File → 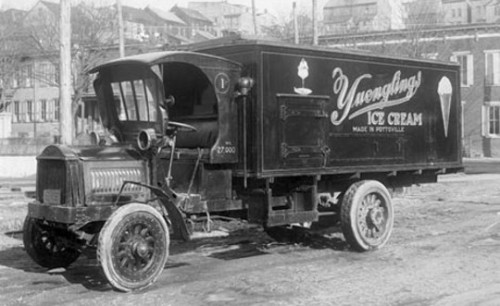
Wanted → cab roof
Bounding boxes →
[89,51,241,74]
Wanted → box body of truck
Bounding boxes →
[197,39,462,178]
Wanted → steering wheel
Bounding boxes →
[166,121,197,134]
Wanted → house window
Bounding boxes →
[483,102,500,137]
[12,73,18,88]
[495,6,500,16]
[485,50,500,86]
[19,64,33,88]
[451,52,473,87]
[13,101,20,123]
[54,98,60,121]
[26,100,33,122]
[4,100,12,113]
[39,62,57,87]
[40,99,47,121]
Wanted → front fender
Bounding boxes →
[118,181,191,241]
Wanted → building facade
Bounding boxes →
[435,0,500,25]
[170,5,215,39]
[323,0,404,34]
[188,1,278,36]
[442,0,471,25]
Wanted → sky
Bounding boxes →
[0,0,331,20]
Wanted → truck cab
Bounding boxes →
[24,51,246,292]
[92,51,241,163]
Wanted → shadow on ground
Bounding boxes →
[0,222,349,292]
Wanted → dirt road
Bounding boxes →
[1,174,500,305]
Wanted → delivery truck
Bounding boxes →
[23,37,462,291]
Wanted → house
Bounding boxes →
[405,0,500,26]
[22,0,59,25]
[320,23,500,157]
[441,0,471,25]
[188,1,245,26]
[484,0,500,22]
[187,1,278,36]
[323,0,403,34]
[170,5,215,39]
[121,5,158,42]
[144,6,189,43]
[0,8,25,29]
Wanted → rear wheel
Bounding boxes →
[340,180,394,251]
[23,216,81,268]
[98,203,169,292]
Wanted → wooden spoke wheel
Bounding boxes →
[98,204,169,292]
[340,180,394,251]
[23,216,81,268]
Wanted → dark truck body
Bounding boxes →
[23,37,463,292]
[197,39,462,178]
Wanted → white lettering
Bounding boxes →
[331,68,422,126]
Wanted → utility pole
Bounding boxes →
[293,2,299,44]
[117,0,125,57]
[251,0,258,35]
[59,0,72,145]
[312,0,318,45]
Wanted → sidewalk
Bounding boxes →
[0,156,498,196]
[463,157,500,174]
[0,175,36,201]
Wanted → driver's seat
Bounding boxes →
[174,119,218,149]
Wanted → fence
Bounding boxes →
[0,137,54,156]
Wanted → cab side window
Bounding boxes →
[164,63,217,120]
[163,62,218,148]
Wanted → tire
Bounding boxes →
[340,180,394,252]
[23,216,81,268]
[98,204,169,292]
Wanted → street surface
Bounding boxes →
[1,173,500,305]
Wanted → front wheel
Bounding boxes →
[98,204,169,292]
[340,180,394,252]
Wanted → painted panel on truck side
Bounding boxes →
[261,51,460,172]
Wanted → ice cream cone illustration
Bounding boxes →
[294,58,312,95]
[438,77,452,137]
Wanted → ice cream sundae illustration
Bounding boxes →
[438,76,453,138]
[294,58,312,95]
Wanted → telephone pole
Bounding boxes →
[251,0,258,35]
[312,0,318,45]
[59,0,72,145]
[293,2,299,44]
[117,0,125,57]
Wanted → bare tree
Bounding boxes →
[261,7,315,42]
[24,2,118,135]
[0,28,31,112]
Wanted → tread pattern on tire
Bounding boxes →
[340,180,393,252]
[97,203,169,292]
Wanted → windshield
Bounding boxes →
[110,78,158,122]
